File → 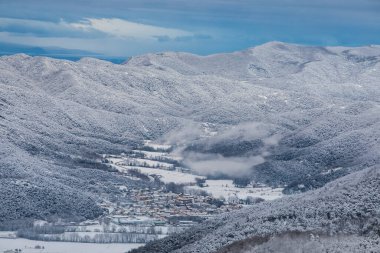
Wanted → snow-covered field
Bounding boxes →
[109,157,174,170]
[0,231,16,238]
[115,165,202,184]
[132,158,173,169]
[132,150,168,158]
[187,180,283,201]
[0,238,143,253]
[117,165,284,201]
[143,140,171,151]
[111,141,283,199]
[132,150,182,162]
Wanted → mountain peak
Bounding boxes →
[251,41,296,51]
[1,53,31,61]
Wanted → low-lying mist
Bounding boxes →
[183,153,265,178]
[160,121,282,178]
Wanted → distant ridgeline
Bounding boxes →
[0,42,128,64]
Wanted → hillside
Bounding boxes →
[131,165,380,253]
[0,42,379,227]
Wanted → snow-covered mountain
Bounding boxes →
[0,42,379,232]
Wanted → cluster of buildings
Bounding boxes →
[99,143,261,230]
[104,187,242,227]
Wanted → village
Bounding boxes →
[103,186,244,228]
[98,140,283,231]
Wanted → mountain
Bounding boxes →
[0,42,379,230]
[0,42,126,63]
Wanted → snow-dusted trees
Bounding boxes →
[131,166,380,253]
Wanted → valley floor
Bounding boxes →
[0,238,143,253]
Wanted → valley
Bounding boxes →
[5,140,283,252]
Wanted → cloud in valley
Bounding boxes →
[184,153,266,177]
[163,121,282,177]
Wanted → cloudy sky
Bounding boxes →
[0,0,379,60]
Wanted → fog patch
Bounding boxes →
[160,121,282,177]
[182,133,278,177]
[184,153,265,177]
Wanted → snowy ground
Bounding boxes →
[110,141,284,200]
[132,150,182,162]
[115,165,203,184]
[132,158,173,169]
[0,238,143,253]
[71,223,173,235]
[109,157,174,170]
[0,231,16,238]
[132,150,168,158]
[186,180,283,201]
[113,161,283,201]
[143,140,171,151]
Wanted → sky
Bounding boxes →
[0,0,379,61]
